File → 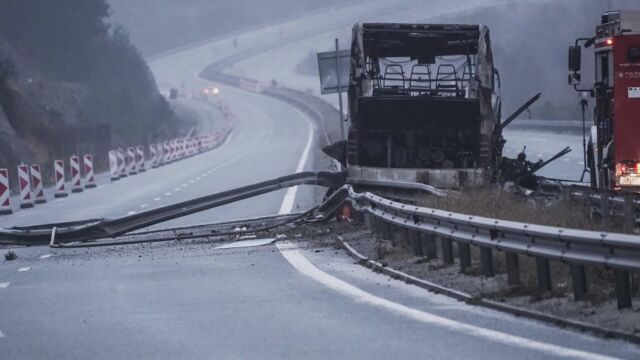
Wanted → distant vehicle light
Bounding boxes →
[212,87,220,95]
[203,88,210,94]
[606,38,614,46]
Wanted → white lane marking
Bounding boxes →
[207,171,213,174]
[0,282,10,288]
[165,192,172,196]
[196,176,201,180]
[153,197,162,201]
[140,204,149,208]
[276,244,616,360]
[189,180,195,184]
[181,184,188,187]
[0,329,4,338]
[278,111,314,215]
[127,211,137,216]
[214,238,276,249]
[39,254,53,259]
[174,188,181,192]
[17,267,31,272]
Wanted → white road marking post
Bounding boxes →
[126,147,137,176]
[0,168,13,215]
[109,150,120,181]
[136,145,146,173]
[163,142,171,164]
[117,148,127,178]
[54,160,68,198]
[83,154,97,188]
[30,164,46,204]
[149,144,158,168]
[17,267,31,272]
[69,155,83,193]
[17,164,34,208]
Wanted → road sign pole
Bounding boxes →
[335,38,345,141]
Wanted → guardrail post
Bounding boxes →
[601,192,610,230]
[409,230,423,257]
[441,238,454,265]
[583,188,591,213]
[480,248,494,277]
[421,233,437,260]
[506,253,520,286]
[615,270,632,309]
[536,258,552,292]
[570,265,587,301]
[371,216,384,238]
[364,213,373,230]
[459,243,471,272]
[623,194,634,233]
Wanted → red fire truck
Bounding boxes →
[569,10,640,190]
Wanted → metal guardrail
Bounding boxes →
[343,186,640,309]
[0,171,345,246]
[565,185,639,231]
[3,171,639,308]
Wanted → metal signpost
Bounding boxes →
[317,40,350,140]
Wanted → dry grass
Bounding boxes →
[418,186,604,232]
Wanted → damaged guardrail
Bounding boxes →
[344,187,640,309]
[2,170,639,310]
[0,171,345,246]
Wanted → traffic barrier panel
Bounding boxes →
[0,169,12,215]
[149,144,158,168]
[30,164,46,204]
[136,146,146,172]
[109,150,119,181]
[18,164,34,208]
[170,141,177,161]
[83,154,97,188]
[117,148,127,177]
[157,142,164,166]
[127,147,137,175]
[163,142,171,163]
[54,160,68,198]
[70,155,83,193]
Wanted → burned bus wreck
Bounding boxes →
[345,23,502,189]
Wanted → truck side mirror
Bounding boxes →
[569,45,582,72]
[568,45,582,85]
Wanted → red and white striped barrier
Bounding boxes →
[18,164,34,208]
[83,154,96,188]
[70,155,83,193]
[109,150,119,181]
[163,142,171,164]
[149,144,158,168]
[0,169,12,215]
[157,142,164,166]
[30,164,46,204]
[169,141,176,162]
[126,147,137,176]
[54,160,68,198]
[117,148,127,178]
[136,146,145,173]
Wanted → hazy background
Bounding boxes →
[108,0,353,57]
[108,0,637,120]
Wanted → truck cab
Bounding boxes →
[569,11,640,190]
[346,23,502,189]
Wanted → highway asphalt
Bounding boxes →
[0,1,629,358]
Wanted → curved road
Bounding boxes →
[0,1,636,359]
